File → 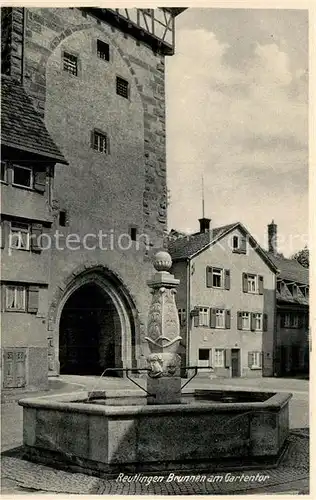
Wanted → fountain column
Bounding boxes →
[145,251,182,404]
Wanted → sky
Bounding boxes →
[165,8,308,257]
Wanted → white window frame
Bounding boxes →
[242,312,250,330]
[250,351,262,369]
[5,285,27,312]
[254,313,263,331]
[212,268,223,288]
[198,307,209,327]
[178,308,186,327]
[9,222,31,251]
[215,309,225,329]
[12,164,33,189]
[214,348,225,367]
[247,274,258,293]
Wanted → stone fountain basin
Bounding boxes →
[19,389,291,476]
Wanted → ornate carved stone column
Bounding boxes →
[145,251,182,404]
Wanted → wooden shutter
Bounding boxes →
[224,349,231,368]
[15,351,26,387]
[193,312,199,327]
[248,352,253,368]
[3,350,15,388]
[250,313,256,331]
[0,220,10,249]
[31,223,43,252]
[34,170,46,193]
[260,352,264,369]
[237,311,243,330]
[263,313,268,332]
[258,275,264,295]
[225,310,231,329]
[210,308,216,328]
[224,269,230,290]
[27,286,39,313]
[240,235,247,254]
[206,266,212,288]
[242,273,248,292]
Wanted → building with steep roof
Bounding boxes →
[168,218,278,378]
[266,222,309,376]
[1,75,68,391]
[1,7,185,392]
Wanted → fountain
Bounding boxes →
[19,252,292,476]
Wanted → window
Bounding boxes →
[253,313,262,331]
[214,349,225,367]
[10,222,30,250]
[248,351,262,369]
[12,165,33,188]
[242,312,250,330]
[206,267,230,290]
[232,236,239,250]
[63,52,78,76]
[59,210,67,227]
[283,313,299,328]
[1,161,7,182]
[243,273,264,294]
[5,285,26,311]
[92,130,108,153]
[130,227,137,241]
[178,308,186,327]
[199,349,210,361]
[247,274,257,293]
[97,40,110,61]
[215,309,225,328]
[232,234,247,254]
[198,307,209,327]
[212,268,222,288]
[116,76,129,99]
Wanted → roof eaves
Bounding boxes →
[189,222,239,260]
[1,140,69,165]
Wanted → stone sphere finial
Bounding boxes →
[153,251,172,272]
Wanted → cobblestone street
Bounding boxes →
[1,376,309,495]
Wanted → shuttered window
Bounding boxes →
[206,267,230,290]
[242,273,264,294]
[248,351,262,369]
[4,285,39,314]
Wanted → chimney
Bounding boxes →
[268,220,277,255]
[199,217,211,234]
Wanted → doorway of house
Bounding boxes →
[59,283,120,375]
[231,349,241,377]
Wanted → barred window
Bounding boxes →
[63,52,78,76]
[92,130,108,153]
[116,76,129,99]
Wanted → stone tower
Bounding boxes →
[1,7,185,386]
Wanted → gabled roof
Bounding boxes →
[1,75,68,164]
[168,222,278,273]
[267,252,309,286]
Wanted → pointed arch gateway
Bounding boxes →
[55,269,137,376]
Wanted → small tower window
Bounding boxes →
[116,77,129,99]
[97,40,110,61]
[59,210,67,227]
[130,227,137,241]
[63,52,78,76]
[91,130,108,154]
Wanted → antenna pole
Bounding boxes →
[202,175,205,218]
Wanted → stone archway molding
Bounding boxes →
[48,263,142,375]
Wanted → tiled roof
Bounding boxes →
[267,253,309,285]
[1,76,67,164]
[168,223,238,260]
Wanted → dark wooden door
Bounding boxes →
[231,349,240,377]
